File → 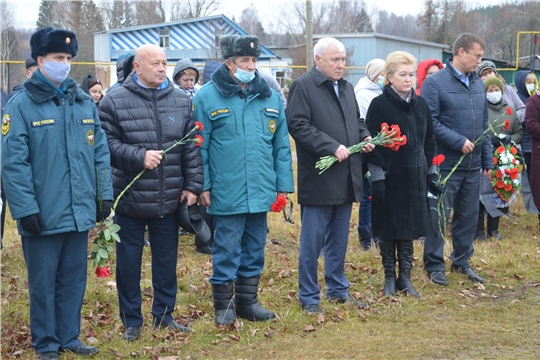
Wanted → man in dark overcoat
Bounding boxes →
[286,37,374,314]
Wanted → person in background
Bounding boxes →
[258,69,287,109]
[2,26,112,360]
[415,59,443,96]
[202,60,221,84]
[515,70,539,220]
[366,51,436,298]
[194,35,294,326]
[0,87,7,249]
[524,79,540,232]
[173,58,200,99]
[353,58,385,250]
[80,75,103,108]
[476,60,525,123]
[287,37,374,315]
[99,44,203,341]
[9,57,39,100]
[476,77,523,240]
[108,53,133,91]
[421,33,491,286]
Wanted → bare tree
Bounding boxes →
[170,0,221,20]
[134,0,165,26]
[103,0,136,29]
[238,3,266,39]
[417,0,439,42]
[0,0,17,90]
[322,0,373,34]
[279,2,332,45]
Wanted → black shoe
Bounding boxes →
[475,232,487,241]
[39,352,59,360]
[451,265,484,283]
[122,326,141,341]
[302,304,325,314]
[195,245,212,254]
[155,320,191,333]
[329,294,368,308]
[487,231,504,240]
[427,270,449,286]
[61,345,99,356]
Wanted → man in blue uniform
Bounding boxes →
[1,27,113,360]
[194,35,294,326]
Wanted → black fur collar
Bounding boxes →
[23,73,90,104]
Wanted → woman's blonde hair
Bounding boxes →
[383,51,417,86]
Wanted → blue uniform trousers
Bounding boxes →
[424,169,480,272]
[298,204,352,306]
[22,231,88,354]
[209,213,267,285]
[115,213,179,327]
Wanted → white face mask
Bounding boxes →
[526,83,535,92]
[486,91,502,104]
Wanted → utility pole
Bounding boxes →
[306,0,313,70]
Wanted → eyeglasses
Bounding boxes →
[464,49,483,61]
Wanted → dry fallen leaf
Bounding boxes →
[304,324,316,332]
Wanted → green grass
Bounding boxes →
[2,194,540,359]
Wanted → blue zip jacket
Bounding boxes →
[421,59,493,171]
[1,70,113,236]
[193,64,294,215]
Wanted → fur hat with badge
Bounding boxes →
[30,26,78,60]
[220,35,261,59]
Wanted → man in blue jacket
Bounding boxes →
[194,35,294,326]
[1,27,113,360]
[421,33,493,286]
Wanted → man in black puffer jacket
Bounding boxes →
[99,44,203,341]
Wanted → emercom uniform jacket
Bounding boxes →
[1,70,113,236]
[192,64,294,215]
[99,73,203,219]
[286,67,371,206]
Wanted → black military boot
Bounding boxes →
[378,238,396,296]
[487,215,503,240]
[475,206,486,240]
[396,240,421,298]
[212,283,236,326]
[235,276,275,321]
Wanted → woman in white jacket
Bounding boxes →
[353,58,385,250]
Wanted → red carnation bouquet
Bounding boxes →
[315,123,407,174]
[491,144,523,202]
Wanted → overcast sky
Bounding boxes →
[11,0,518,31]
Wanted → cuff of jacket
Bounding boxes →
[367,163,385,181]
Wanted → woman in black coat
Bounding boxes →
[366,51,437,298]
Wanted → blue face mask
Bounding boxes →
[234,66,256,84]
[43,60,71,84]
[377,76,384,89]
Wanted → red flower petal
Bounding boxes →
[194,121,204,131]
[194,134,204,147]
[95,266,111,278]
[506,107,512,116]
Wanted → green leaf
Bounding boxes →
[106,245,113,253]
[104,229,111,241]
[108,224,121,232]
[111,232,121,242]
[98,248,109,259]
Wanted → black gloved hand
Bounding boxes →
[96,200,113,222]
[20,213,45,235]
[491,137,501,148]
[371,181,385,203]
[501,135,512,145]
[426,174,442,195]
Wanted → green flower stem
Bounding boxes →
[112,125,200,210]
[315,131,399,174]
